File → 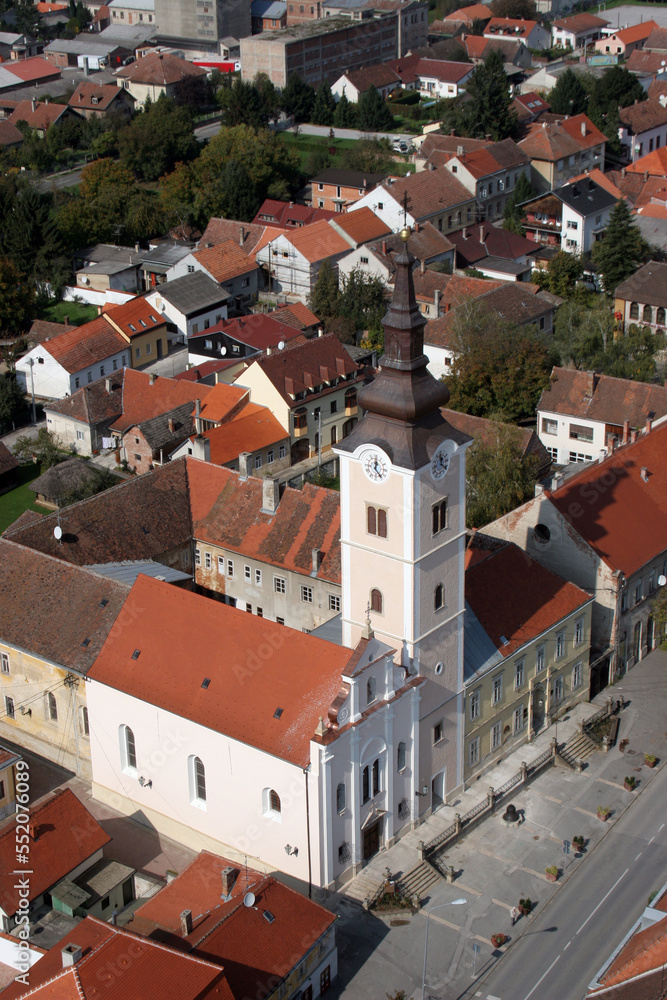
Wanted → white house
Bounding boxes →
[483,17,551,49]
[338,245,393,286]
[414,58,474,98]
[551,12,609,50]
[162,239,261,312]
[557,177,617,254]
[146,271,229,342]
[618,98,667,164]
[15,318,129,400]
[255,220,351,301]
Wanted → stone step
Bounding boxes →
[561,732,599,763]
[398,862,441,901]
[341,871,384,904]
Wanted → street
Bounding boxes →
[194,119,416,145]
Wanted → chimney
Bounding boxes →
[180,910,193,935]
[622,419,629,444]
[31,97,36,112]
[262,476,280,514]
[552,472,563,491]
[135,243,140,252]
[317,326,324,337]
[584,372,597,398]
[382,240,387,255]
[149,372,156,385]
[646,417,653,434]
[105,377,112,393]
[462,226,467,239]
[195,399,201,418]
[450,128,455,136]
[621,167,626,178]
[420,260,425,275]
[221,867,238,899]
[239,227,245,246]
[581,121,586,136]
[239,452,252,479]
[415,221,420,232]
[61,945,82,968]
[630,429,638,443]
[311,548,322,575]
[645,170,649,182]
[192,434,210,462]
[434,288,441,314]
[168,418,175,433]
[479,224,484,242]
[63,315,69,326]
[641,466,649,482]
[28,821,38,841]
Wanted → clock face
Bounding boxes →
[363,451,389,483]
[430,445,450,481]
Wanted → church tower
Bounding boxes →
[334,230,471,803]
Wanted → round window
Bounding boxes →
[434,662,444,676]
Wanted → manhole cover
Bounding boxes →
[390,919,410,927]
[533,836,540,840]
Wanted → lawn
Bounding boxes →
[41,301,98,327]
[0,464,50,534]
[590,0,667,9]
[279,131,359,170]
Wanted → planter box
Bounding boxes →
[597,811,609,821]
[545,872,558,882]
[645,759,656,768]
[624,781,636,791]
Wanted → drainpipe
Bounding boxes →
[304,765,312,899]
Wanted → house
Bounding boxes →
[331,64,402,102]
[106,369,214,442]
[414,131,492,171]
[518,114,607,193]
[146,271,230,342]
[188,313,302,368]
[0,789,111,932]
[107,0,156,26]
[200,217,267,253]
[537,367,667,465]
[0,443,18,495]
[128,851,336,1000]
[310,169,384,212]
[0,745,21,823]
[523,176,617,254]
[328,207,391,248]
[0,119,22,150]
[614,260,667,333]
[443,408,551,475]
[0,32,43,61]
[67,80,135,119]
[138,241,193,290]
[338,221,455,285]
[164,239,261,311]
[483,17,550,49]
[174,359,240,385]
[551,12,608,50]
[122,400,196,471]
[618,98,667,163]
[44,36,129,69]
[412,57,474,98]
[9,98,82,136]
[255,219,351,300]
[0,55,59,90]
[50,856,135,923]
[594,19,658,58]
[251,0,287,31]
[460,33,532,68]
[29,457,118,507]
[237,331,363,462]
[253,201,336,229]
[271,300,321,334]
[189,463,338,623]
[463,537,592,781]
[0,540,130,774]
[15,317,129,400]
[511,91,551,124]
[349,167,477,235]
[104,296,169,366]
[442,138,531,222]
[115,51,207,101]
[73,243,140,294]
[172,404,290,477]
[447,222,538,280]
[429,2,492,35]
[482,419,667,686]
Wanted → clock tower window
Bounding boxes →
[432,499,449,535]
[367,506,387,538]
[434,584,445,611]
[370,588,383,614]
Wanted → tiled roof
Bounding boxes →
[568,167,622,201]
[192,239,258,283]
[415,57,472,83]
[153,270,229,314]
[40,315,127,374]
[116,51,207,85]
[465,539,591,657]
[190,402,288,465]
[0,915,231,1000]
[519,114,606,160]
[89,574,352,766]
[0,745,20,770]
[613,19,658,44]
[109,369,215,434]
[28,319,75,343]
[330,207,391,245]
[247,330,360,406]
[3,459,192,566]
[272,301,320,329]
[614,260,667,306]
[199,218,267,253]
[3,509,42,533]
[549,421,667,576]
[45,370,125,426]
[0,119,23,146]
[174,359,243,381]
[30,457,111,502]
[476,283,553,324]
[512,91,550,120]
[284,218,350,263]
[452,2,492,20]
[443,408,550,468]
[552,12,608,31]
[411,269,503,305]
[619,97,667,134]
[191,314,302,352]
[9,99,69,131]
[343,63,401,91]
[133,401,195,453]
[5,57,59,83]
[377,168,474,221]
[448,223,536,264]
[539,367,667,428]
[68,81,132,111]
[485,16,538,34]
[418,132,491,161]
[0,538,130,672]
[196,382,248,424]
[104,297,164,339]
[0,442,18,477]
[190,460,340,582]
[0,789,110,916]
[626,48,667,74]
[645,25,667,50]
[596,915,667,989]
[253,199,338,229]
[626,146,667,176]
[310,168,384,188]
[368,221,454,273]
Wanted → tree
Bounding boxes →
[340,137,393,174]
[338,268,387,346]
[466,425,542,528]
[118,97,199,181]
[13,0,44,35]
[459,51,517,141]
[537,250,584,297]
[218,77,270,129]
[254,73,280,123]
[356,86,394,133]
[502,172,535,235]
[490,0,535,17]
[333,91,358,128]
[548,69,588,117]
[0,257,34,336]
[650,586,667,651]
[79,158,134,201]
[58,464,119,507]
[281,73,315,123]
[0,374,28,431]
[311,81,336,126]
[13,427,64,469]
[172,74,212,110]
[309,259,340,321]
[1,185,66,283]
[588,66,645,155]
[592,199,651,294]
[444,300,553,422]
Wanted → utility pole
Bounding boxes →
[28,357,36,424]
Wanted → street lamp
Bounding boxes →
[312,407,322,468]
[422,898,467,1000]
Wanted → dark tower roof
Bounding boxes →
[336,235,470,470]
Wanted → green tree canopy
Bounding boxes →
[311,81,336,126]
[13,427,64,469]
[592,199,651,294]
[537,250,584,297]
[218,77,270,129]
[502,172,535,235]
[333,91,358,128]
[548,69,588,117]
[309,258,340,322]
[281,73,315,123]
[0,257,34,336]
[118,96,199,181]
[466,424,542,528]
[459,50,517,141]
[356,86,394,132]
[0,374,28,431]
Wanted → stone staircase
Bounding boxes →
[397,861,441,902]
[341,868,385,905]
[558,730,599,768]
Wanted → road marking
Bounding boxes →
[649,836,655,845]
[564,941,571,951]
[659,823,665,832]
[523,955,560,1000]
[577,869,629,936]
[635,852,642,861]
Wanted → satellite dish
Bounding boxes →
[659,575,667,587]
[220,346,227,355]
[53,525,62,541]
[278,340,285,350]
[243,892,255,908]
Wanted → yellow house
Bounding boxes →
[0,745,21,822]
[0,540,130,778]
[103,297,169,368]
[463,538,593,782]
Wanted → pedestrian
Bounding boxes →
[511,906,518,926]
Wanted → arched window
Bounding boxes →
[377,508,387,538]
[189,755,206,805]
[336,782,346,813]
[434,584,444,611]
[270,789,281,813]
[629,302,639,320]
[371,588,383,614]
[119,724,136,772]
[263,787,281,820]
[643,304,653,323]
[361,759,380,803]
[367,505,376,535]
[367,677,376,704]
[658,307,666,325]
[46,691,58,721]
[397,741,406,772]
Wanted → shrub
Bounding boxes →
[491,933,507,948]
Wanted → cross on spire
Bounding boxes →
[401,190,410,230]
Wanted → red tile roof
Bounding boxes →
[272,301,320,330]
[89,574,352,765]
[0,442,18,477]
[285,218,350,263]
[10,99,71,131]
[449,223,536,264]
[519,114,606,160]
[466,540,591,656]
[626,145,667,176]
[595,917,667,989]
[193,314,303,352]
[116,51,207,85]
[68,81,133,112]
[1,915,232,1000]
[0,119,23,147]
[485,16,539,34]
[196,382,248,424]
[200,218,267,253]
[174,359,241,381]
[415,57,473,83]
[39,315,128,374]
[452,2,492,20]
[552,12,608,31]
[330,207,391,245]
[0,745,20,770]
[0,789,110,916]
[246,331,360,407]
[104,297,165,340]
[192,239,258,283]
[374,167,475,222]
[253,200,338,229]
[548,420,667,576]
[538,368,667,429]
[442,408,550,469]
[6,57,60,83]
[619,97,667,134]
[612,19,658,44]
[568,167,622,200]
[109,369,215,434]
[198,402,288,465]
